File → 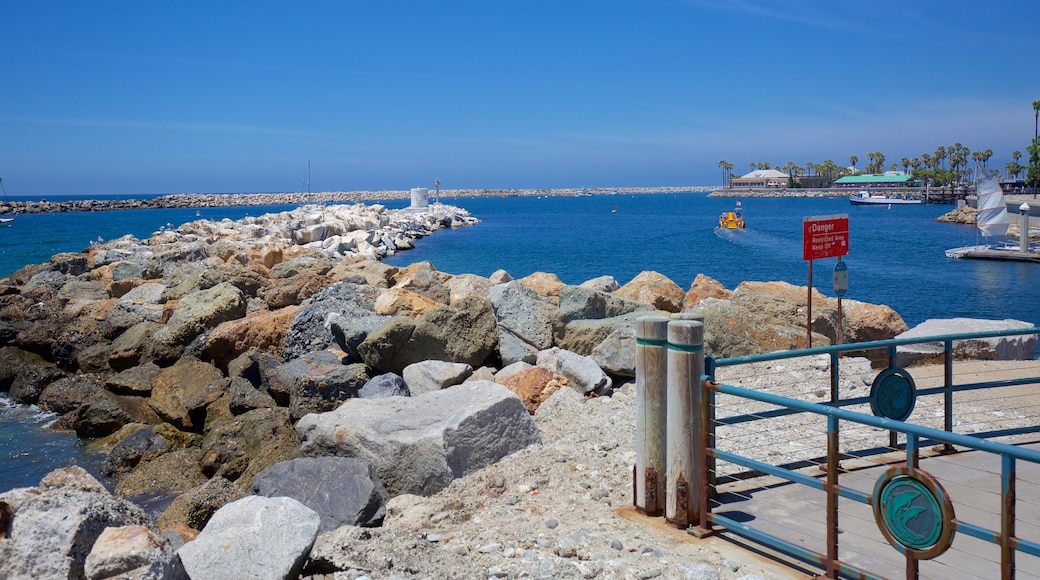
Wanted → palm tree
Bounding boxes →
[901,157,910,174]
[1034,100,1040,142]
[718,160,734,187]
[849,155,858,172]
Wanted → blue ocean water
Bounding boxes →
[2,191,1038,493]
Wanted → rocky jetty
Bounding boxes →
[0,186,713,216]
[0,201,911,578]
[936,205,977,224]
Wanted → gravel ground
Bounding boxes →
[299,356,1040,580]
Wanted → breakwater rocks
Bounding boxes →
[0,201,909,578]
[0,186,715,215]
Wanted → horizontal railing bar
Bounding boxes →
[708,513,885,580]
[713,327,1040,367]
[713,449,872,504]
[706,379,1040,466]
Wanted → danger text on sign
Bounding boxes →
[802,214,849,261]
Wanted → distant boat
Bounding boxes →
[945,169,1039,260]
[849,189,922,205]
[611,204,617,213]
[718,201,745,229]
[0,177,13,225]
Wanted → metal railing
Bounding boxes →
[701,328,1040,579]
[633,319,1040,579]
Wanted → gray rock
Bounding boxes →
[101,427,171,477]
[228,376,277,414]
[281,284,385,361]
[683,562,721,580]
[358,297,499,374]
[177,496,319,580]
[402,360,473,395]
[57,279,109,302]
[226,350,283,390]
[296,380,541,496]
[144,241,208,279]
[37,373,106,415]
[359,373,410,398]
[896,318,1038,365]
[495,361,534,382]
[50,252,90,276]
[497,329,539,366]
[489,281,555,351]
[536,347,611,395]
[0,347,67,404]
[579,275,620,293]
[73,389,161,438]
[105,361,162,396]
[251,457,389,533]
[0,467,151,580]
[590,324,638,378]
[84,524,188,580]
[557,284,651,323]
[108,321,164,370]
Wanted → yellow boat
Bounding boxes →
[718,202,745,229]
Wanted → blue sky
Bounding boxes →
[1,1,1038,196]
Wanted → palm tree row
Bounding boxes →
[721,100,1040,189]
[721,144,1009,188]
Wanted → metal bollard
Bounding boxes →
[665,319,704,529]
[634,315,669,516]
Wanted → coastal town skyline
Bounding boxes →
[1,1,1038,197]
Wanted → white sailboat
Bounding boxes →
[0,178,13,224]
[945,168,1023,259]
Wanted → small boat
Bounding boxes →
[718,201,745,229]
[849,189,922,205]
[611,204,617,213]
[0,178,13,225]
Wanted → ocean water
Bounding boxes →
[2,191,1039,493]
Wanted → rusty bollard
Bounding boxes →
[665,319,704,529]
[634,315,669,516]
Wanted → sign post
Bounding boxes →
[802,215,849,346]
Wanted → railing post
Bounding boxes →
[634,315,670,516]
[666,319,704,529]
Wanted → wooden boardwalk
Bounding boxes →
[626,436,1040,579]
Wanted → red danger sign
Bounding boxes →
[803,214,849,260]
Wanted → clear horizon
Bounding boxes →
[1,1,1038,197]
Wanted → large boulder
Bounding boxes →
[896,318,1038,365]
[445,273,494,304]
[613,270,685,313]
[296,381,541,497]
[177,496,319,580]
[536,347,611,395]
[0,346,67,404]
[280,282,384,361]
[84,525,187,580]
[357,297,499,375]
[197,407,301,486]
[251,457,389,533]
[73,389,163,438]
[556,285,651,323]
[389,261,450,304]
[148,282,247,362]
[489,281,555,365]
[682,274,732,310]
[0,467,152,580]
[401,360,473,396]
[148,358,225,432]
[205,305,301,371]
[498,366,568,414]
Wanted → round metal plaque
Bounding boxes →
[872,467,955,559]
[870,367,916,421]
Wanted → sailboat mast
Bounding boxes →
[307,160,311,195]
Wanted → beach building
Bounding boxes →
[729,169,790,189]
[832,173,915,189]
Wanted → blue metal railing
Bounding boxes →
[697,326,1040,579]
